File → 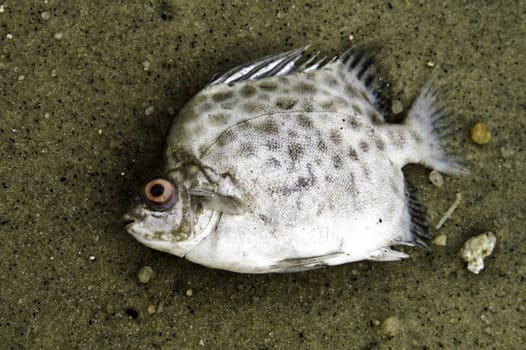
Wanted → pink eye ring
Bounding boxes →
[143,178,177,210]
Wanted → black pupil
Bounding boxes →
[150,184,164,197]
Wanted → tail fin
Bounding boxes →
[405,82,467,176]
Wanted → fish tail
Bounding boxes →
[405,82,468,176]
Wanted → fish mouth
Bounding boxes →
[121,214,136,230]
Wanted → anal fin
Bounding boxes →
[367,248,409,262]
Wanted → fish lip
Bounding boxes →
[121,214,135,230]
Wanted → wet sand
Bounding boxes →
[1,1,524,349]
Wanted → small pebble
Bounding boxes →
[429,170,444,188]
[41,11,51,20]
[89,255,96,261]
[185,288,193,297]
[145,105,155,116]
[6,33,13,39]
[147,304,156,314]
[433,234,447,246]
[142,60,150,71]
[381,316,400,336]
[54,32,63,40]
[391,99,403,114]
[470,122,491,144]
[137,266,154,284]
[18,75,25,81]
[426,61,435,68]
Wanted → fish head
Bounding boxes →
[122,176,216,257]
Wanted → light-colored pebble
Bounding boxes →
[41,11,51,20]
[145,105,155,116]
[429,170,444,188]
[381,316,400,336]
[147,304,156,314]
[137,266,154,284]
[459,232,497,274]
[391,99,403,114]
[185,288,193,297]
[433,234,447,246]
[142,60,150,71]
[54,32,63,40]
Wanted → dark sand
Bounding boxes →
[1,1,524,349]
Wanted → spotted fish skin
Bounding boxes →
[127,46,464,273]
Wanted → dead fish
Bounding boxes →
[123,46,465,273]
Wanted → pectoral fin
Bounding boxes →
[189,189,246,215]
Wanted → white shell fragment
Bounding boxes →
[459,232,497,274]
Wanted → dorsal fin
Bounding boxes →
[338,46,395,122]
[208,45,395,121]
[208,46,327,85]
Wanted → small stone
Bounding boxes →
[470,122,491,145]
[6,33,13,39]
[54,32,63,40]
[433,234,447,246]
[142,60,150,71]
[381,316,400,336]
[41,11,51,20]
[185,288,193,297]
[391,99,403,114]
[145,105,155,116]
[459,232,497,274]
[147,304,156,314]
[89,255,96,261]
[18,75,25,81]
[137,266,154,284]
[427,61,435,68]
[429,170,444,188]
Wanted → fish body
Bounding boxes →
[123,47,463,273]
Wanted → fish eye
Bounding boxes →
[143,178,177,210]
